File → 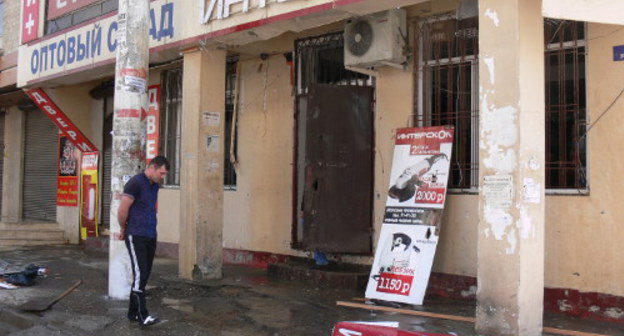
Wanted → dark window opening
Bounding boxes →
[160,67,182,186]
[224,57,238,189]
[545,20,587,189]
[295,32,371,95]
[46,0,118,35]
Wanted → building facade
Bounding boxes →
[4,0,624,333]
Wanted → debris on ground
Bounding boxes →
[0,264,48,288]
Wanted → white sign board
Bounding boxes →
[366,126,454,305]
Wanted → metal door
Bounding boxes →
[301,84,374,253]
[22,110,58,222]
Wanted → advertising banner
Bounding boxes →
[366,126,454,305]
[24,89,98,152]
[146,85,161,163]
[80,152,99,239]
[57,135,79,206]
[22,0,40,44]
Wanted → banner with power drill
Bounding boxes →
[366,126,454,305]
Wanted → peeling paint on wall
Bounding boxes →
[484,8,500,27]
[506,230,517,254]
[484,206,513,240]
[480,105,518,173]
[518,206,534,240]
[483,57,495,84]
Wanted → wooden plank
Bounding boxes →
[337,300,475,323]
[336,301,611,336]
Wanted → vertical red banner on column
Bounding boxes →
[22,0,40,44]
[146,85,161,163]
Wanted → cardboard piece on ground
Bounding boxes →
[18,280,82,312]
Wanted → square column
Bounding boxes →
[2,107,25,223]
[477,0,545,335]
[179,48,226,280]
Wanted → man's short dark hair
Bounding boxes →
[149,156,170,170]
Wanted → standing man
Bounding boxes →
[115,156,169,327]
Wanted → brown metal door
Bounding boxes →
[302,84,374,253]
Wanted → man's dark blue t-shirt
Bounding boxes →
[123,173,159,239]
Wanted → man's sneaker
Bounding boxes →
[140,316,161,328]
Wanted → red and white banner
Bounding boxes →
[366,126,454,305]
[332,322,452,336]
[47,0,99,20]
[24,89,98,152]
[22,0,40,44]
[146,85,161,163]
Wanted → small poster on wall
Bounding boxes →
[57,135,79,207]
[80,152,99,239]
[366,126,454,305]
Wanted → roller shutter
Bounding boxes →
[101,114,112,229]
[22,110,57,222]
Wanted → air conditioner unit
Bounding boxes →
[344,9,407,69]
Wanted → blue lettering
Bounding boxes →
[149,8,158,40]
[57,40,66,67]
[48,43,57,69]
[91,25,102,58]
[159,3,174,40]
[107,22,118,52]
[67,37,76,64]
[30,50,39,74]
[40,46,49,71]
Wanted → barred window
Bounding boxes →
[418,16,479,191]
[544,20,587,190]
[417,15,587,192]
[160,68,183,186]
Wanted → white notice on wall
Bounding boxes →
[202,112,221,127]
[483,175,513,209]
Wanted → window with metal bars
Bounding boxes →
[418,16,479,191]
[544,20,587,190]
[295,32,372,95]
[417,16,587,191]
[160,67,183,186]
[224,57,238,189]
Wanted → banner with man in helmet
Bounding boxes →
[366,126,454,305]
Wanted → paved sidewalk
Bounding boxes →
[0,246,621,336]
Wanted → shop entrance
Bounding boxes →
[294,32,374,254]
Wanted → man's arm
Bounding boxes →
[115,195,134,240]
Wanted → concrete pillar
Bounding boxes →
[179,48,226,280]
[2,107,24,223]
[476,0,545,335]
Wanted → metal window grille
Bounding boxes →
[417,16,479,191]
[295,32,373,95]
[161,67,183,186]
[544,20,587,190]
[224,57,238,189]
[46,0,118,35]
